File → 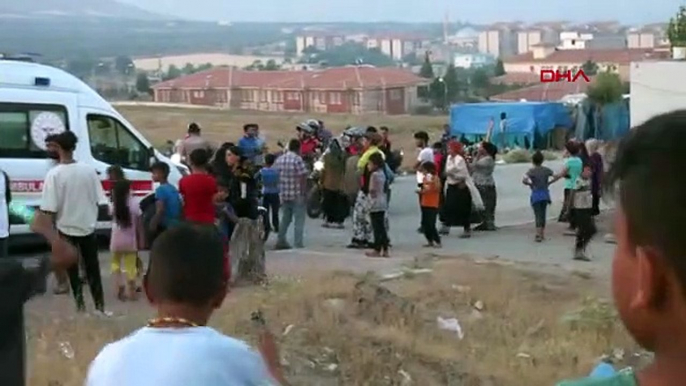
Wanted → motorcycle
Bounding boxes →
[306,155,325,219]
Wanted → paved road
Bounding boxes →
[22,159,618,315]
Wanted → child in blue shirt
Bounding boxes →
[255,154,280,233]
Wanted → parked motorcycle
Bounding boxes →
[305,155,324,219]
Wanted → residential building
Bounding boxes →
[630,61,686,126]
[453,53,495,69]
[478,28,517,58]
[627,27,668,49]
[503,46,669,81]
[517,29,559,54]
[151,66,428,115]
[295,33,348,56]
[364,34,426,61]
[558,31,595,50]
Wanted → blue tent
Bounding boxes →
[449,102,573,148]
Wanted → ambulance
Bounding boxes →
[0,59,187,240]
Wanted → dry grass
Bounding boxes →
[116,105,448,168]
[28,257,639,386]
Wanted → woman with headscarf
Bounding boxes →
[321,138,347,228]
[585,139,604,216]
[440,141,484,238]
[472,141,498,231]
[347,133,383,248]
[212,145,264,284]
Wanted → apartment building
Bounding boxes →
[517,29,559,54]
[478,28,517,58]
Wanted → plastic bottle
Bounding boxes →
[8,202,36,224]
[589,362,616,379]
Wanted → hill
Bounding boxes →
[0,0,165,20]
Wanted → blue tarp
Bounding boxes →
[449,102,573,148]
[573,99,630,141]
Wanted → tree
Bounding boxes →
[668,5,686,46]
[263,59,280,71]
[135,73,151,94]
[114,55,134,75]
[302,45,320,55]
[163,65,182,81]
[494,59,506,76]
[182,63,196,74]
[581,60,599,76]
[419,52,434,79]
[308,42,394,67]
[587,71,624,137]
[470,68,491,90]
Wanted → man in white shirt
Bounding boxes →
[39,131,107,314]
[86,224,283,386]
[414,131,434,232]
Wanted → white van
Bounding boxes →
[0,60,186,239]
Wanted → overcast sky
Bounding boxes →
[121,0,682,24]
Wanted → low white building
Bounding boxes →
[630,61,686,126]
[453,53,495,69]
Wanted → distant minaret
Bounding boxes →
[443,9,449,43]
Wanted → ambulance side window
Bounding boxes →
[0,103,69,159]
[86,114,148,171]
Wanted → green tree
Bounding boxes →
[311,43,394,67]
[164,65,182,81]
[470,68,491,90]
[494,59,505,76]
[263,59,280,71]
[196,63,213,72]
[419,52,434,79]
[668,5,686,46]
[135,73,151,94]
[587,71,624,136]
[581,60,599,76]
[114,55,134,75]
[182,63,196,74]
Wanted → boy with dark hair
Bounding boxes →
[256,153,280,232]
[149,162,181,238]
[179,149,218,224]
[557,110,686,385]
[85,224,282,385]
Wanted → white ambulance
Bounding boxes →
[0,59,186,240]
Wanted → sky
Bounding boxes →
[121,0,684,24]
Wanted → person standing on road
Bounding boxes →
[418,162,442,248]
[523,151,561,242]
[414,131,434,233]
[321,139,347,229]
[585,139,604,217]
[255,153,280,233]
[273,139,308,250]
[557,141,584,234]
[39,131,109,314]
[179,123,212,164]
[441,141,483,238]
[343,138,362,214]
[366,153,390,257]
[472,141,498,231]
[348,133,384,249]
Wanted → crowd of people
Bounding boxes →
[6,110,686,386]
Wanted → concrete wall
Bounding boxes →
[630,61,686,127]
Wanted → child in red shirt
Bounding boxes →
[432,142,444,176]
[179,149,218,224]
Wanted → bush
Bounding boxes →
[541,150,559,161]
[501,148,531,163]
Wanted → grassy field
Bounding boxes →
[27,257,640,386]
[116,105,448,167]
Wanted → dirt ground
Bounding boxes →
[26,255,641,386]
[117,105,448,168]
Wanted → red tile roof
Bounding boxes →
[505,48,668,64]
[490,80,592,102]
[153,66,427,90]
[491,73,541,85]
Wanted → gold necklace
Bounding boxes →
[146,316,199,328]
